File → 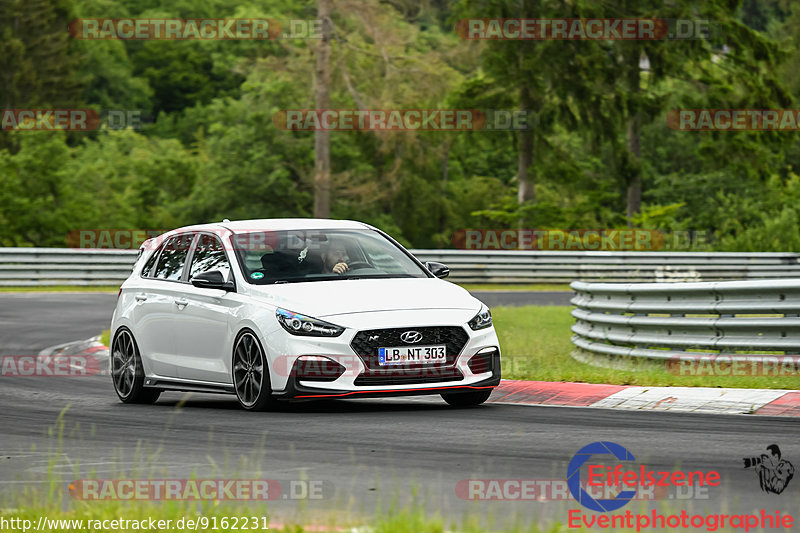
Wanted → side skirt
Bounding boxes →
[144,378,235,395]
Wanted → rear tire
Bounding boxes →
[111,329,161,404]
[441,389,492,407]
[232,330,278,411]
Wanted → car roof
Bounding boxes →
[220,218,372,232]
[159,218,373,238]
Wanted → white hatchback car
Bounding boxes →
[110,219,501,410]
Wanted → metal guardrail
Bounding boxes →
[413,250,800,283]
[0,248,139,286]
[570,279,800,361]
[2,247,800,286]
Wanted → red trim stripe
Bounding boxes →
[294,385,496,399]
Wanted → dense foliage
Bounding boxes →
[1,0,799,250]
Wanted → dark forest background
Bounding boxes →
[2,0,800,251]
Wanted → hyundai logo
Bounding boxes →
[400,331,423,344]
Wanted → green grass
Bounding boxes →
[493,305,800,389]
[99,330,110,348]
[5,487,778,533]
[0,285,119,292]
[456,283,572,292]
[0,500,625,533]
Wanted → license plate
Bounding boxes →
[378,345,447,365]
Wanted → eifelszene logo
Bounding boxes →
[566,441,796,530]
[567,441,721,512]
[743,444,795,494]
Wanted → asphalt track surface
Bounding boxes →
[1,292,798,529]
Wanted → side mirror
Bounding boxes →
[191,270,235,291]
[425,261,450,279]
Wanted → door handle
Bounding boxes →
[174,298,189,307]
[134,293,148,302]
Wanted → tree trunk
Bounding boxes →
[626,112,642,221]
[313,0,332,218]
[440,140,450,235]
[441,140,450,185]
[626,56,642,222]
[517,84,534,227]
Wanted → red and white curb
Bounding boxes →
[490,380,800,417]
[38,336,109,375]
[39,335,108,358]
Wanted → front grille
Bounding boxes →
[350,326,469,385]
[351,326,469,369]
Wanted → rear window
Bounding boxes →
[140,247,161,278]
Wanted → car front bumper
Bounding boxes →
[273,350,501,399]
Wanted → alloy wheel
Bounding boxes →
[111,329,137,398]
[233,332,265,408]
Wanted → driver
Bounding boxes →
[321,238,350,274]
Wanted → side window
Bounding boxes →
[189,234,231,279]
[359,237,405,273]
[153,234,195,281]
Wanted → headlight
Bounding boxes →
[468,303,493,330]
[276,308,344,337]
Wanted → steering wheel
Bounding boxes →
[345,261,373,271]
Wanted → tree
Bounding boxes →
[580,0,790,220]
[0,0,82,151]
[313,0,332,218]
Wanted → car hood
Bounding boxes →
[247,277,481,318]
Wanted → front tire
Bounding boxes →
[441,389,492,407]
[111,329,161,404]
[232,330,277,411]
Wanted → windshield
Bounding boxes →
[232,229,429,284]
